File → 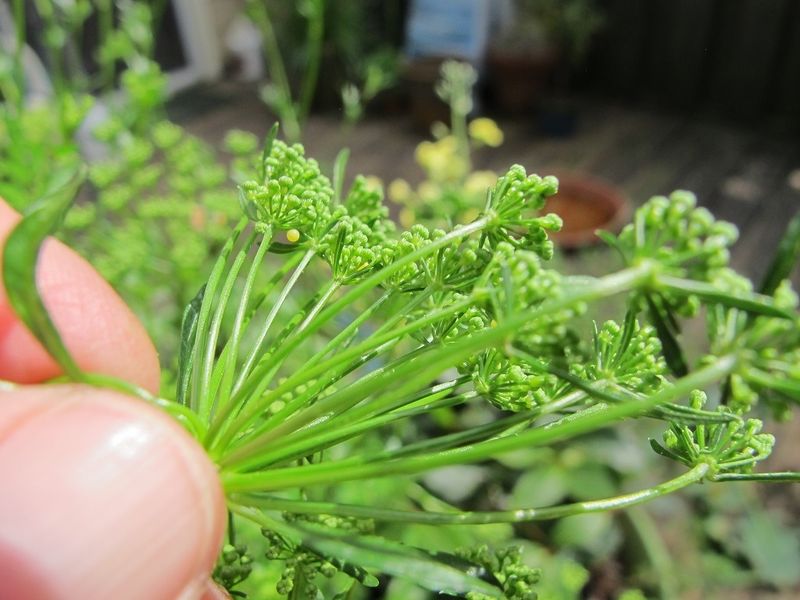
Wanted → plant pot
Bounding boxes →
[545,173,629,249]
[486,47,558,114]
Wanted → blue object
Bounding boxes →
[405,0,490,63]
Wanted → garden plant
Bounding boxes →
[4,126,800,598]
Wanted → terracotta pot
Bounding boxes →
[545,173,629,249]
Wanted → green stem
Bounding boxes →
[197,230,258,422]
[208,233,272,435]
[232,464,709,524]
[227,382,471,471]
[220,261,653,460]
[297,0,325,128]
[222,355,736,493]
[625,507,679,600]
[217,295,476,452]
[249,0,301,142]
[190,218,248,413]
[298,279,339,332]
[711,471,800,483]
[234,248,316,394]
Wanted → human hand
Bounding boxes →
[0,199,229,600]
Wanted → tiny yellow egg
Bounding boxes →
[287,228,300,243]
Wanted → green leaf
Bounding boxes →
[258,122,279,181]
[553,512,620,558]
[645,294,688,377]
[292,525,502,597]
[659,275,793,319]
[176,285,205,406]
[510,465,568,508]
[2,165,86,379]
[739,511,800,588]
[332,147,350,205]
[759,211,800,296]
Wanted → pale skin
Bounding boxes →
[0,198,230,600]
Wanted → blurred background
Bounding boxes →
[2,1,799,598]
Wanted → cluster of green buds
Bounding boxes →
[212,543,253,595]
[466,348,559,411]
[650,391,775,478]
[240,140,333,235]
[609,191,739,318]
[572,318,667,397]
[614,191,738,281]
[319,216,384,284]
[458,545,541,600]
[260,527,376,598]
[707,279,800,417]
[484,166,562,259]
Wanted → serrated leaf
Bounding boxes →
[2,165,86,379]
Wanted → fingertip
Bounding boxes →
[0,198,160,393]
[0,385,226,600]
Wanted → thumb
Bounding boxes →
[0,384,227,600]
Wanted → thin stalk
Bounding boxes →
[306,290,393,363]
[222,355,736,492]
[711,471,800,483]
[249,0,300,142]
[229,385,471,470]
[232,464,709,524]
[219,261,653,454]
[206,248,316,444]
[297,279,339,332]
[217,295,476,451]
[222,343,439,467]
[197,230,258,422]
[190,218,248,413]
[209,233,272,435]
[625,507,679,600]
[230,217,489,411]
[234,248,316,393]
[297,0,325,127]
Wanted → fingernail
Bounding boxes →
[0,385,226,600]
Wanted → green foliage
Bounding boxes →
[3,14,799,595]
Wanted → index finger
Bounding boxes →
[0,198,160,393]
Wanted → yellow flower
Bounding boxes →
[468,118,504,147]
[399,207,416,228]
[464,170,498,197]
[363,175,383,192]
[417,181,440,202]
[388,178,412,204]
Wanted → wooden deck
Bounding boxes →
[171,84,800,283]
